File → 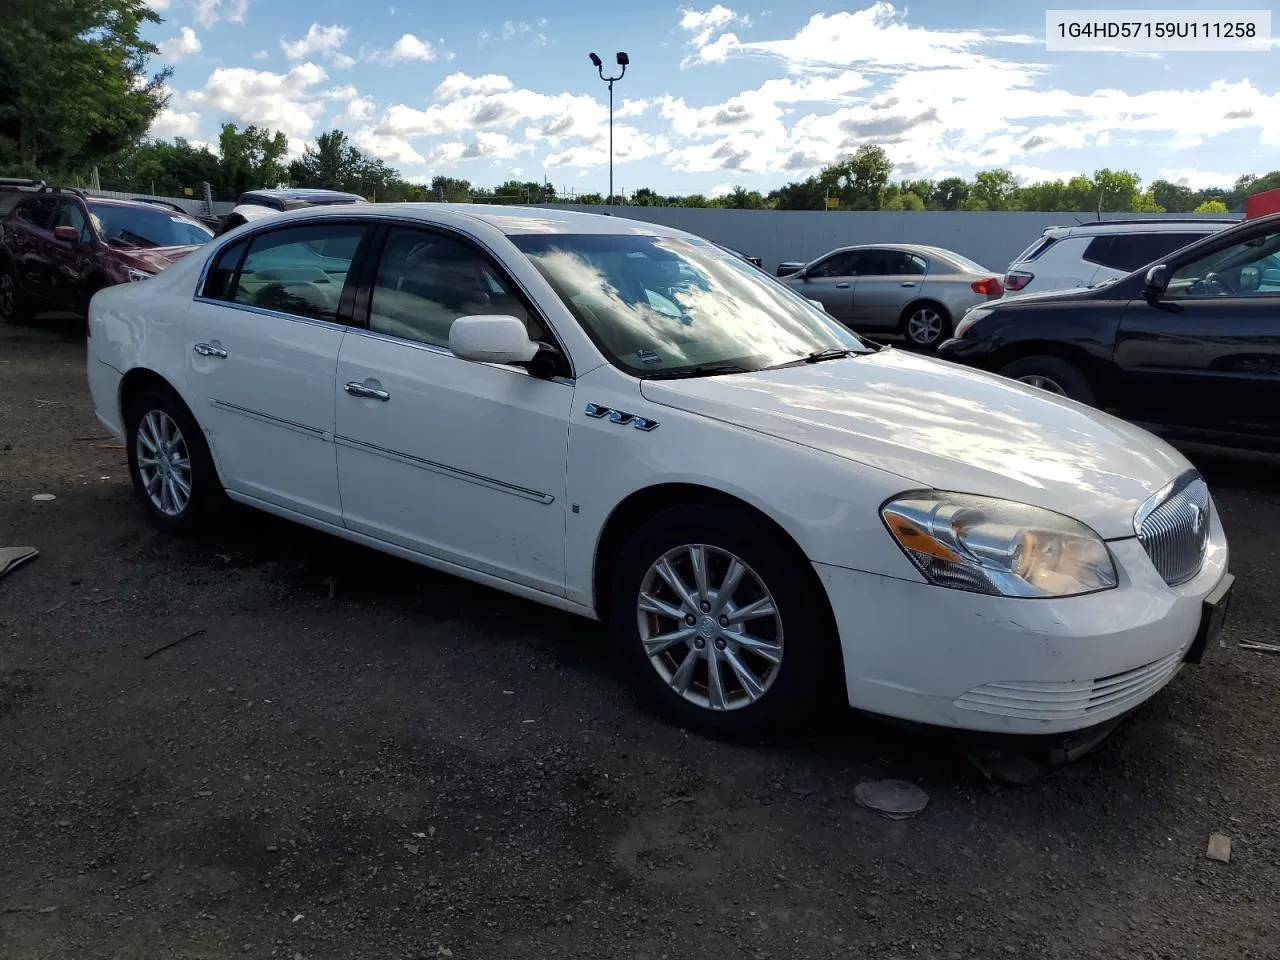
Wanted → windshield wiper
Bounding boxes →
[761,348,862,371]
[641,363,753,380]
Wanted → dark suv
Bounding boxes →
[0,182,213,324]
[937,212,1280,453]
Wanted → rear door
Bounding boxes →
[10,196,57,302]
[791,250,859,320]
[1114,224,1280,440]
[185,219,374,525]
[851,249,926,328]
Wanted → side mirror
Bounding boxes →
[448,314,539,365]
[54,225,80,243]
[1142,263,1169,302]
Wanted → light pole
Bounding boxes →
[589,51,628,204]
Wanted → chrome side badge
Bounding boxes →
[585,402,659,432]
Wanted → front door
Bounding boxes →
[50,198,97,312]
[851,249,926,328]
[334,225,573,595]
[184,220,372,525]
[794,249,859,321]
[1114,225,1280,440]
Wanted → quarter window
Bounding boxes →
[1083,233,1207,273]
[368,227,542,348]
[202,238,249,301]
[222,223,367,322]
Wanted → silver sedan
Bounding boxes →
[779,244,1004,349]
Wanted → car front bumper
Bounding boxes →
[814,506,1230,735]
[936,336,998,363]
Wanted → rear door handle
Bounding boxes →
[835,282,851,289]
[345,380,390,401]
[900,282,917,288]
[193,341,227,359]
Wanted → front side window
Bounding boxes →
[54,199,91,243]
[88,203,213,249]
[1166,230,1280,299]
[808,251,859,278]
[224,223,367,322]
[369,227,542,348]
[511,233,867,377]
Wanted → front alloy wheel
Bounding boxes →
[1015,374,1067,396]
[903,305,949,348]
[637,544,784,711]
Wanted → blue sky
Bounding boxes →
[142,0,1280,197]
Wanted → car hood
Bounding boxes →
[638,348,1190,539]
[115,244,202,273]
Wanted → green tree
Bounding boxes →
[218,123,288,198]
[428,176,473,202]
[768,176,824,210]
[1092,168,1143,211]
[0,0,170,173]
[820,145,893,209]
[931,177,969,211]
[884,190,925,211]
[1150,179,1196,213]
[1194,199,1229,213]
[969,169,1020,211]
[98,137,221,195]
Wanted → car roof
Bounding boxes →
[1041,218,1238,238]
[241,188,366,201]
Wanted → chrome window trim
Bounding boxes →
[342,324,575,386]
[332,434,555,504]
[192,296,350,333]
[191,211,578,380]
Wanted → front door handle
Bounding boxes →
[345,380,390,401]
[835,282,851,289]
[193,341,227,359]
[900,282,917,287]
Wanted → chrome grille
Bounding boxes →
[1135,472,1211,586]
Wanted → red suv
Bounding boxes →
[0,182,214,324]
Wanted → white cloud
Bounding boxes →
[194,0,249,28]
[1156,169,1240,191]
[1007,165,1087,186]
[708,182,734,197]
[382,33,437,62]
[353,129,425,165]
[281,24,349,61]
[331,52,357,69]
[433,72,513,102]
[186,62,329,138]
[252,49,269,60]
[158,27,202,61]
[331,90,376,127]
[149,106,201,140]
[143,0,170,9]
[425,131,532,165]
[680,5,745,47]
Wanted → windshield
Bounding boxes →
[510,233,868,377]
[89,203,213,248]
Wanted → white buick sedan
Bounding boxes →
[86,204,1233,741]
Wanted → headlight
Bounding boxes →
[882,491,1117,598]
[126,267,154,282]
[954,307,991,338]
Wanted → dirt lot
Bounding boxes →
[1,320,1278,960]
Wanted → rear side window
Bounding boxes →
[206,223,367,323]
[1013,236,1058,263]
[1083,232,1209,273]
[0,192,26,217]
[16,197,56,228]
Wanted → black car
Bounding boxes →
[938,212,1280,453]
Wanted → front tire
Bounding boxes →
[900,302,951,350]
[999,355,1096,406]
[608,500,840,741]
[125,387,225,536]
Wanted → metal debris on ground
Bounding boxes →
[1238,641,1280,655]
[0,546,39,580]
[854,779,930,819]
[31,494,55,502]
[143,628,208,660]
[1207,833,1232,862]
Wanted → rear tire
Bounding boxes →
[899,301,951,350]
[125,387,225,536]
[608,500,841,741]
[0,260,30,324]
[999,355,1096,406]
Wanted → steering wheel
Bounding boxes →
[1200,271,1236,296]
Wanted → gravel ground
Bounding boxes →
[2,320,1278,960]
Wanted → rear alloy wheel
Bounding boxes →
[610,501,839,741]
[126,387,225,536]
[998,355,1096,406]
[901,303,951,349]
